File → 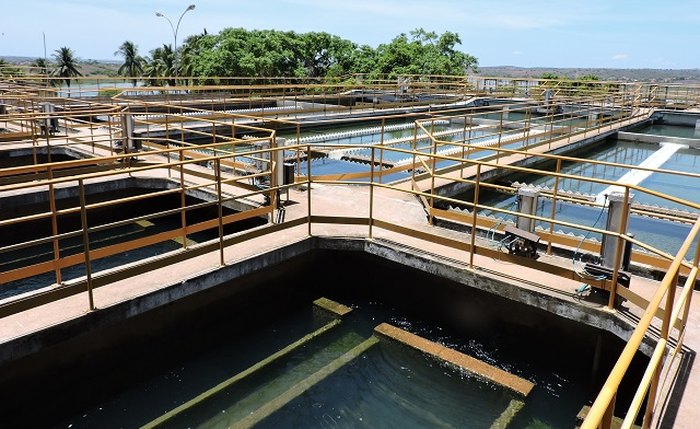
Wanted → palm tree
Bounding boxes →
[145,44,176,86]
[52,47,82,90]
[115,41,145,86]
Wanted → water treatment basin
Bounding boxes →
[0,247,649,429]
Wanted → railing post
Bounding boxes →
[469,164,481,268]
[547,159,562,255]
[584,99,592,138]
[547,105,555,150]
[496,108,504,164]
[369,146,375,239]
[601,393,616,429]
[378,118,385,185]
[78,179,95,311]
[524,107,532,149]
[460,113,468,178]
[164,113,172,177]
[179,149,188,248]
[568,103,575,144]
[411,123,418,192]
[429,127,437,226]
[215,158,225,266]
[645,220,684,428]
[269,136,278,225]
[30,99,39,167]
[681,240,700,328]
[642,364,662,429]
[47,166,62,285]
[307,144,312,236]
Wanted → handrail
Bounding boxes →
[581,217,700,428]
[1,78,700,428]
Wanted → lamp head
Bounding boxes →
[187,4,196,11]
[155,12,164,17]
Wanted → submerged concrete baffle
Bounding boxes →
[600,191,634,269]
[516,186,540,233]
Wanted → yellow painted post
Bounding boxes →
[307,144,312,236]
[429,122,437,226]
[29,99,39,167]
[411,123,418,192]
[547,159,562,255]
[601,393,616,429]
[681,242,700,329]
[179,149,188,248]
[215,158,224,266]
[369,146,375,239]
[547,105,555,150]
[568,104,575,144]
[524,107,532,149]
[78,179,95,311]
[296,123,301,181]
[584,99,592,138]
[270,136,277,224]
[642,365,662,429]
[378,118,385,184]
[496,108,504,164]
[467,112,474,150]
[89,114,95,153]
[45,109,52,164]
[47,166,62,285]
[164,113,171,178]
[460,112,468,178]
[469,164,481,268]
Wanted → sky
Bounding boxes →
[1,0,698,69]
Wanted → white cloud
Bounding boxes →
[612,53,628,60]
[512,50,522,55]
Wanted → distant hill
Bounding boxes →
[1,56,119,77]
[476,66,700,83]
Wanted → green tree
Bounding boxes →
[51,46,82,89]
[114,40,145,86]
[176,27,478,81]
[372,28,477,78]
[144,44,176,86]
[296,32,356,78]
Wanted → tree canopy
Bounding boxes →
[170,27,477,82]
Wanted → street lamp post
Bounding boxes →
[155,4,196,82]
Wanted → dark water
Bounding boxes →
[0,250,648,428]
[0,153,79,168]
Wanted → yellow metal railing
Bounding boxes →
[2,77,700,427]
